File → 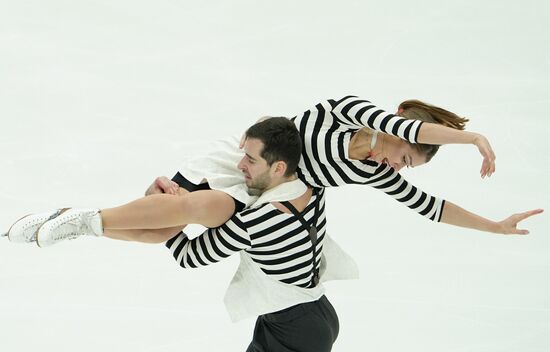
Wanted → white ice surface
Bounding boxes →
[1,1,549,351]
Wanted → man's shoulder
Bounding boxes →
[238,203,273,218]
[226,203,279,234]
[241,186,322,218]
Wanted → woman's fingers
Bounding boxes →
[480,157,494,178]
[516,209,544,222]
[476,135,496,178]
[481,155,495,178]
[512,228,530,235]
[488,148,496,177]
[501,209,544,235]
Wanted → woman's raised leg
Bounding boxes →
[100,189,237,230]
[103,226,185,243]
[7,186,237,247]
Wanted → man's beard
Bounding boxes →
[246,170,271,196]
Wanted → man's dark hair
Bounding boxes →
[245,117,302,177]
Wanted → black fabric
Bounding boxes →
[280,188,321,287]
[171,172,211,192]
[246,295,339,352]
[170,172,245,212]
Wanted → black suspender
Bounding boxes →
[280,188,321,287]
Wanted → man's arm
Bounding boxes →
[165,215,252,268]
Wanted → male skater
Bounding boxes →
[164,118,356,351]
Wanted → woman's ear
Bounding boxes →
[397,107,405,115]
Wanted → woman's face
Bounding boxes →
[369,134,428,171]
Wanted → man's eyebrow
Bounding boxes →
[246,153,257,161]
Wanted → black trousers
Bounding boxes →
[246,295,339,352]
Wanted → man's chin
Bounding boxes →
[247,187,262,196]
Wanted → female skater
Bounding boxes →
[5,95,542,245]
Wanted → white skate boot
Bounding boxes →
[5,209,68,243]
[36,208,104,247]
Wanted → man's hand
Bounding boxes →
[146,176,180,195]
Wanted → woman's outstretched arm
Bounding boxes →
[365,164,543,234]
[440,202,543,234]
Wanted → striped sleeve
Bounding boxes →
[328,95,423,144]
[366,164,446,222]
[165,214,251,268]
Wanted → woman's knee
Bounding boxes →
[184,190,236,227]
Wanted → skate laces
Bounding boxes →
[52,212,94,241]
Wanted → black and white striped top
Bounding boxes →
[294,95,445,222]
[166,188,326,288]
[166,95,445,287]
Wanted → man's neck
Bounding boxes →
[266,174,298,191]
[272,187,312,214]
[265,175,311,214]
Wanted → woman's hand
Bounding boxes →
[495,209,544,235]
[472,133,496,178]
[416,124,497,178]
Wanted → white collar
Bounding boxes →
[249,178,308,209]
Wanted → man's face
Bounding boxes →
[238,137,273,195]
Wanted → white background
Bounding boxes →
[1,1,549,351]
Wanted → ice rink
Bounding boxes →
[1,1,549,351]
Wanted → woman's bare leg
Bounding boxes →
[99,189,236,230]
[103,226,185,243]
